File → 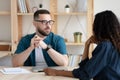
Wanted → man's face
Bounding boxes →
[34,14,54,36]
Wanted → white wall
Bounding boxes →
[94,0,120,18]
[0,0,11,41]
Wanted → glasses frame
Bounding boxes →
[34,20,55,25]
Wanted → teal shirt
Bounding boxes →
[15,32,67,66]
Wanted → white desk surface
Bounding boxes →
[0,66,79,80]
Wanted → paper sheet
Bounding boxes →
[0,67,31,74]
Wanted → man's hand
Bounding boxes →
[39,40,47,49]
[30,35,47,49]
[30,35,41,48]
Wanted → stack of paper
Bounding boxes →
[0,67,31,74]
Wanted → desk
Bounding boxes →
[0,67,78,80]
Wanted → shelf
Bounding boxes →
[0,51,11,57]
[66,42,84,46]
[0,11,10,15]
[0,51,11,53]
[0,41,11,45]
[53,12,87,16]
[17,12,87,16]
[17,13,33,15]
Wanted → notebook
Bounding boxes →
[0,67,31,74]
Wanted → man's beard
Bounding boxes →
[37,28,50,36]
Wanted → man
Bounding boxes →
[12,9,68,67]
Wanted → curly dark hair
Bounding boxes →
[93,10,120,52]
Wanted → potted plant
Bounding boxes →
[65,4,70,13]
[39,3,43,9]
[73,32,82,43]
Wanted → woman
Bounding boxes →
[44,10,120,80]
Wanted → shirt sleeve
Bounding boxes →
[56,37,67,55]
[72,41,112,79]
[14,37,28,54]
[79,58,89,68]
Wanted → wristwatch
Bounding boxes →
[45,45,52,51]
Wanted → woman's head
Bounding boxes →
[93,10,120,52]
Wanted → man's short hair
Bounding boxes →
[34,9,50,20]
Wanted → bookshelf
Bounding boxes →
[50,0,93,66]
[0,41,11,45]
[17,13,33,15]
[0,0,93,66]
[0,12,10,15]
[15,0,93,43]
[53,12,87,16]
[0,0,12,56]
[66,42,84,46]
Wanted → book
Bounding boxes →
[68,54,82,67]
[18,0,28,13]
[18,0,23,12]
[25,0,37,13]
[25,0,31,12]
[22,0,28,13]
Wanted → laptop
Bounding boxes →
[32,66,68,72]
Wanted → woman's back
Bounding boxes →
[93,41,120,80]
[73,41,120,80]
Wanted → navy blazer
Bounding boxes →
[73,41,120,80]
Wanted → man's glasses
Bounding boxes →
[34,20,55,25]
